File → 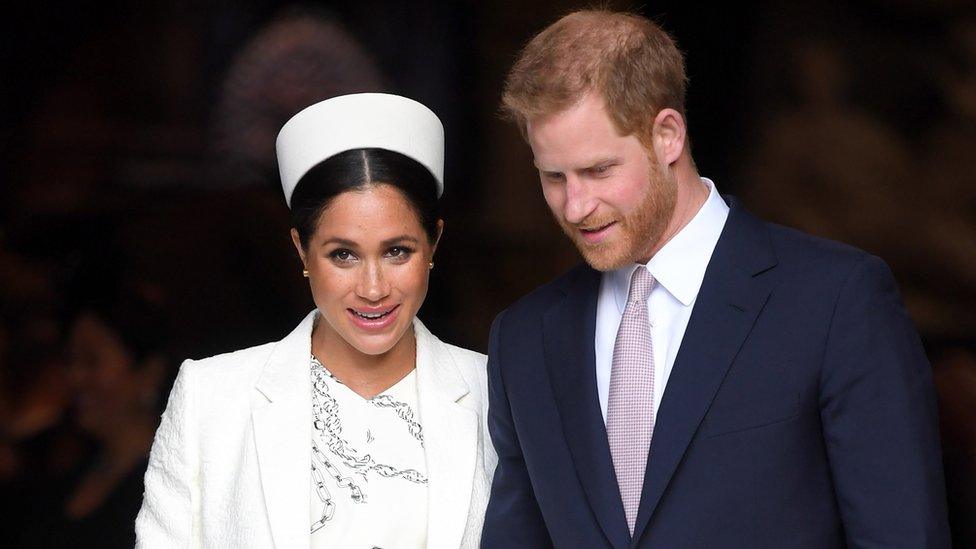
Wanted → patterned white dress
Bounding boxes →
[309,355,428,548]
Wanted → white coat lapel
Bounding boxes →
[414,319,479,549]
[252,311,316,549]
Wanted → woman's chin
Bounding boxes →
[341,322,411,356]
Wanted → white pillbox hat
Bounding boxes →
[275,93,445,207]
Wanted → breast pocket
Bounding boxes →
[701,392,800,438]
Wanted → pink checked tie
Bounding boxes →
[607,265,655,535]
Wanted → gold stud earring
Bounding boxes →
[302,269,309,278]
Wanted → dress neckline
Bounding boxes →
[311,354,417,402]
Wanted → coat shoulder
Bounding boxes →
[444,342,487,368]
[181,340,278,389]
[765,221,881,282]
[443,342,488,395]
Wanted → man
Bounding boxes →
[482,10,950,549]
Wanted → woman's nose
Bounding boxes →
[356,261,391,302]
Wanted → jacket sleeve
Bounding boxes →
[819,255,950,548]
[135,360,201,548]
[481,311,554,548]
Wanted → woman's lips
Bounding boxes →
[347,304,400,332]
[579,221,616,244]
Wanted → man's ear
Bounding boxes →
[651,108,687,166]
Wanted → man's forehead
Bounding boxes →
[526,94,607,133]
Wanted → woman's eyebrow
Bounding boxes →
[319,237,357,248]
[381,235,419,247]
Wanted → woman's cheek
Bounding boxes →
[405,263,430,300]
[311,265,350,302]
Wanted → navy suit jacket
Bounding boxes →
[481,198,950,548]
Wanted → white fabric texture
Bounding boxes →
[595,177,730,423]
[309,359,427,548]
[136,311,496,548]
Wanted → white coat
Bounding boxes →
[136,311,496,548]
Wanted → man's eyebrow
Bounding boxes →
[534,157,621,174]
[583,156,620,168]
[534,160,562,174]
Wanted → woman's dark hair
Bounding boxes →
[290,148,440,248]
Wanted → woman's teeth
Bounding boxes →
[354,310,390,319]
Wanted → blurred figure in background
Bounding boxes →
[741,35,976,339]
[925,17,976,546]
[212,5,386,187]
[933,348,976,546]
[12,250,172,548]
[0,229,74,545]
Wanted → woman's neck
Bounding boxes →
[311,323,417,399]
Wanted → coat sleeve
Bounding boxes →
[135,360,201,548]
[819,255,950,548]
[481,311,554,548]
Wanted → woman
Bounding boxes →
[136,93,496,548]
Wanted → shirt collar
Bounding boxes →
[610,177,730,311]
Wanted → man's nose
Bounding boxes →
[563,176,596,225]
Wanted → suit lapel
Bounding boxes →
[543,266,631,549]
[631,200,777,544]
[414,319,479,549]
[252,311,316,549]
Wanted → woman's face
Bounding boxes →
[293,184,441,357]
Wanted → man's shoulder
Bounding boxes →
[725,198,873,278]
[762,220,877,281]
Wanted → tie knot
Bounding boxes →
[627,266,654,304]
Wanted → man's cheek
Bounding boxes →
[541,188,566,218]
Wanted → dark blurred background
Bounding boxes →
[1,0,974,546]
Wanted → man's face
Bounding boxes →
[527,93,677,271]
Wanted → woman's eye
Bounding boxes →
[329,249,356,262]
[386,246,414,259]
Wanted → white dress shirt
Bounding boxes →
[595,178,730,423]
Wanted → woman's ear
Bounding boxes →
[290,228,307,266]
[431,219,445,257]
